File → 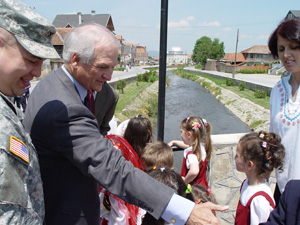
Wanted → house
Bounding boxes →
[123,43,137,65]
[52,11,115,32]
[286,10,300,19]
[136,45,148,64]
[51,11,115,57]
[115,35,137,65]
[52,11,145,65]
[51,28,73,58]
[221,53,247,65]
[241,45,274,63]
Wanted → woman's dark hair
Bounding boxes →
[268,18,300,58]
[123,115,153,157]
[239,131,285,177]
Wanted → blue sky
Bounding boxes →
[23,0,299,55]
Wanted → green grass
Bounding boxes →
[115,81,152,113]
[225,86,270,109]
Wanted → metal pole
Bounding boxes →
[232,28,239,79]
[157,0,168,141]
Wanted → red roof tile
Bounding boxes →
[222,53,247,62]
[51,28,73,45]
[241,45,270,54]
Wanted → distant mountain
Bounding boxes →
[148,50,159,59]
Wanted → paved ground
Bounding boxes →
[184,66,281,88]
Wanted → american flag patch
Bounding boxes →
[10,136,29,163]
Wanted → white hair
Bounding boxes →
[63,23,119,64]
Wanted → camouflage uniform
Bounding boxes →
[0,93,44,224]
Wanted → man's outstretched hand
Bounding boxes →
[186,202,229,225]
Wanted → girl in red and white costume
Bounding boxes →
[234,131,285,225]
[168,116,213,188]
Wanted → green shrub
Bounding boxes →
[239,81,246,91]
[225,78,235,86]
[212,87,222,96]
[136,74,143,82]
[250,120,263,129]
[136,71,159,82]
[145,97,158,117]
[114,67,123,71]
[116,80,127,93]
[201,81,211,88]
[195,64,202,69]
[254,90,266,98]
[239,69,268,74]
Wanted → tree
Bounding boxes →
[192,36,225,66]
[210,38,225,59]
[116,80,127,94]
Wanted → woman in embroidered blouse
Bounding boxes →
[268,17,300,203]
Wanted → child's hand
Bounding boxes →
[168,141,174,147]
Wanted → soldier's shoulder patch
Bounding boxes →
[9,136,29,163]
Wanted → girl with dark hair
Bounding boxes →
[268,17,300,203]
[123,115,153,157]
[234,131,285,225]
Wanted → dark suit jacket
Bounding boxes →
[95,82,118,136]
[260,180,300,225]
[23,67,174,225]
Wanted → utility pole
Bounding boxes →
[157,0,168,141]
[233,28,239,79]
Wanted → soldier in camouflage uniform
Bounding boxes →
[0,0,59,224]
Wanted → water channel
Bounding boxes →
[156,71,251,171]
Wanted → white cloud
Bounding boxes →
[258,34,270,39]
[198,21,221,27]
[168,17,194,30]
[187,16,195,21]
[168,20,190,28]
[223,27,232,32]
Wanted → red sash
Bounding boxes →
[181,151,208,188]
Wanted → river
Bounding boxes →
[156,71,251,171]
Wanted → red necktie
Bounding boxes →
[84,90,95,114]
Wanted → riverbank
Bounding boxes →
[118,71,270,132]
[196,76,270,132]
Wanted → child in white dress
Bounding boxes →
[234,131,285,225]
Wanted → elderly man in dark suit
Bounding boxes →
[23,24,227,225]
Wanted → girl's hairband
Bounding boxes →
[207,188,211,194]
[195,199,201,204]
[259,133,265,139]
[192,122,201,130]
[202,118,208,127]
[186,117,190,123]
[185,184,192,194]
